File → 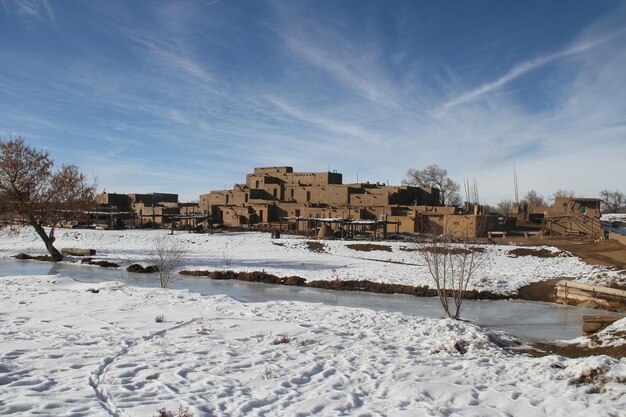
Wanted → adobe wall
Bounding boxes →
[96,193,131,210]
[443,214,498,238]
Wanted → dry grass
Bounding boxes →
[154,314,165,323]
[272,335,291,345]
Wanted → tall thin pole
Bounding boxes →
[513,161,519,204]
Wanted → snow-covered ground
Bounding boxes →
[1,274,624,417]
[0,227,623,294]
[601,213,626,223]
[567,318,626,349]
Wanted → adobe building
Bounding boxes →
[129,193,179,226]
[200,166,497,238]
[95,192,204,228]
[541,197,604,239]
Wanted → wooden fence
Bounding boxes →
[556,280,626,311]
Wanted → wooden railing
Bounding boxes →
[543,215,604,239]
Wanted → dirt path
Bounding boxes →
[501,237,626,271]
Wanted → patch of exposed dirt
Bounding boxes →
[508,248,563,258]
[400,246,486,254]
[516,341,626,359]
[305,241,326,253]
[179,270,506,300]
[127,264,159,273]
[81,258,120,268]
[504,237,626,270]
[346,243,392,252]
[179,270,306,286]
[14,253,56,262]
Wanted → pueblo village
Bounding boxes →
[1,2,626,417]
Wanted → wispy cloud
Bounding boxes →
[436,27,626,113]
[265,96,383,145]
[1,0,56,26]
[2,1,625,203]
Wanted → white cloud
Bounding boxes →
[1,0,56,26]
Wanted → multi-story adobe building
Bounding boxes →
[199,166,458,234]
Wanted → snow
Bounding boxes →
[601,213,626,223]
[1,274,624,416]
[567,318,626,349]
[0,227,623,294]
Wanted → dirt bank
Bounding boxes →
[180,269,511,300]
[515,278,570,302]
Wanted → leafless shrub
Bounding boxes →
[417,234,487,319]
[299,338,314,347]
[196,325,213,335]
[149,236,188,288]
[263,366,275,379]
[222,250,232,266]
[154,314,165,323]
[154,405,193,417]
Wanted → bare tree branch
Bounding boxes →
[149,235,188,288]
[416,235,487,319]
[0,136,95,260]
[600,190,625,214]
[403,164,461,206]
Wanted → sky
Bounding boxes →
[1,0,625,204]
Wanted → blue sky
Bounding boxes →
[1,0,625,204]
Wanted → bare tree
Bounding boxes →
[417,235,487,319]
[403,164,461,206]
[599,190,625,214]
[0,137,95,261]
[521,190,547,213]
[496,199,514,215]
[149,235,188,288]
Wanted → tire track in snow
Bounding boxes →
[89,318,200,417]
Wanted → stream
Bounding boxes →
[1,258,622,341]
